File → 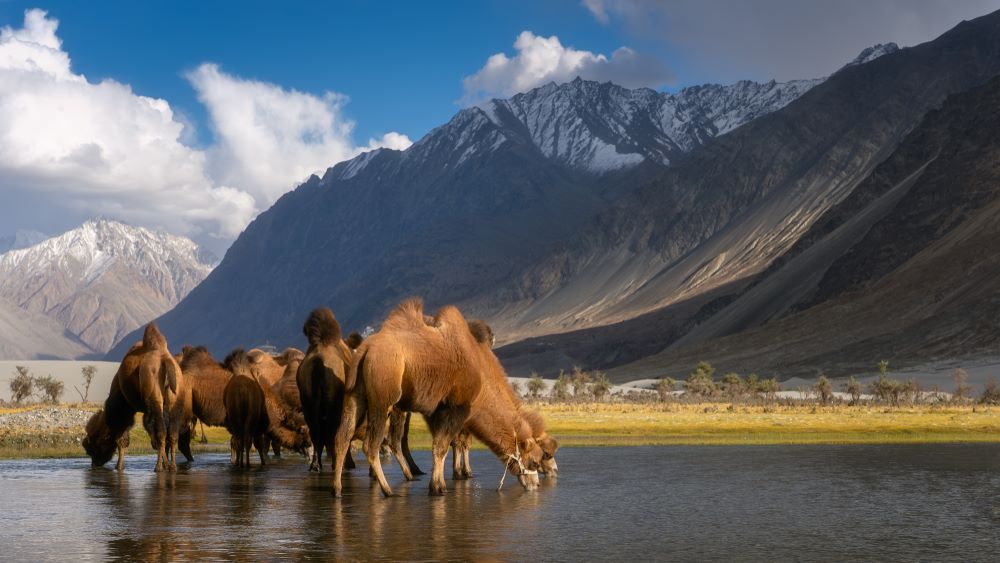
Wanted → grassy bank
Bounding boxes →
[3,402,1000,460]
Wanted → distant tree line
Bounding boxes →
[5,365,98,405]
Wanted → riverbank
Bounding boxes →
[3,402,1000,459]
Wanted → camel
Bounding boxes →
[296,308,357,472]
[331,299,544,497]
[113,324,192,471]
[82,372,135,470]
[393,319,558,480]
[224,350,312,467]
[247,347,304,457]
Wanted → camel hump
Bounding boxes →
[521,408,547,434]
[161,353,180,394]
[223,347,247,371]
[246,348,269,364]
[467,320,494,345]
[225,348,252,376]
[303,307,342,346]
[143,323,167,350]
[345,332,364,350]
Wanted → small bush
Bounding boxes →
[34,375,63,403]
[551,371,571,401]
[527,373,546,398]
[980,378,1000,405]
[75,365,97,402]
[722,373,743,398]
[655,377,676,401]
[953,368,971,403]
[843,376,862,405]
[590,372,612,401]
[571,366,591,398]
[9,366,33,403]
[684,361,717,397]
[814,375,833,405]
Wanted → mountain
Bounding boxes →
[0,230,47,254]
[0,219,215,357]
[609,72,1000,380]
[105,30,943,362]
[0,296,96,360]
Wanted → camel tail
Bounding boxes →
[346,347,366,393]
[161,353,180,395]
[143,322,167,350]
[303,307,342,347]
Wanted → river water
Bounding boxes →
[2,444,1000,561]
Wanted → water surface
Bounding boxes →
[2,445,1000,561]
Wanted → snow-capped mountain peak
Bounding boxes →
[0,218,216,354]
[843,43,900,68]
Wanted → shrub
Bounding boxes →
[721,373,743,398]
[843,376,862,405]
[9,366,33,403]
[759,377,780,401]
[814,375,833,405]
[527,373,546,398]
[75,365,97,402]
[980,378,1000,405]
[571,366,591,398]
[551,371,571,401]
[744,373,760,398]
[34,374,63,403]
[869,374,902,405]
[590,372,613,401]
[684,361,717,397]
[902,378,922,405]
[655,377,676,401]
[509,380,523,399]
[953,368,970,403]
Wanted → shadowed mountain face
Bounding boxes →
[608,73,1000,380]
[110,11,1000,378]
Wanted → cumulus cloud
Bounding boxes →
[582,0,1000,82]
[460,31,673,104]
[0,9,410,248]
[187,64,411,206]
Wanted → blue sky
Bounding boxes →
[0,1,653,145]
[0,0,996,251]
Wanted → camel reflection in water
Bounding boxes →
[84,452,551,560]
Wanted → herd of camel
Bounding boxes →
[81,299,559,496]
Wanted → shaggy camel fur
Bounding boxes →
[296,308,357,472]
[332,299,544,497]
[82,371,135,470]
[115,324,192,472]
[246,347,304,456]
[180,346,232,427]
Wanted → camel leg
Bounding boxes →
[452,443,463,480]
[345,447,356,470]
[115,442,126,472]
[254,434,266,466]
[332,392,365,498]
[388,410,415,481]
[401,412,425,476]
[462,443,473,478]
[179,427,194,463]
[426,406,468,495]
[145,411,167,472]
[363,406,394,497]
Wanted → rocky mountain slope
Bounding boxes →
[608,73,1000,379]
[0,219,214,357]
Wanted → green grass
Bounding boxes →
[3,402,1000,459]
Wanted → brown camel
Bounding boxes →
[180,346,232,427]
[247,347,305,457]
[82,371,135,470]
[332,299,544,497]
[296,308,357,472]
[113,324,192,471]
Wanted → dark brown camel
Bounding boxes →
[296,308,357,472]
[82,371,135,470]
[332,299,544,497]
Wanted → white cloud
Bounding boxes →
[460,31,673,104]
[0,9,410,247]
[187,64,411,206]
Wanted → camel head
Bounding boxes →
[538,434,559,476]
[508,435,544,490]
[82,410,117,467]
